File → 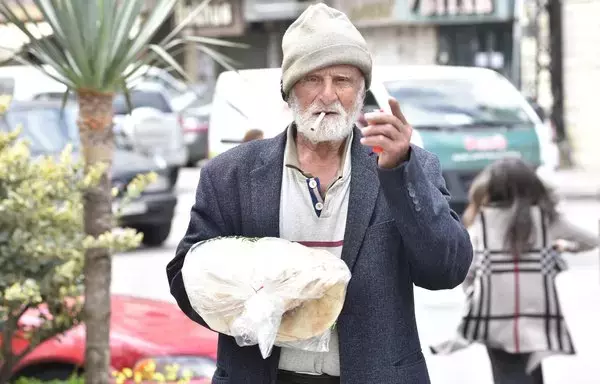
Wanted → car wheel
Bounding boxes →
[140,223,172,247]
[168,167,180,187]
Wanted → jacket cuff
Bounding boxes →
[377,145,431,222]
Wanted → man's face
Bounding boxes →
[288,65,365,143]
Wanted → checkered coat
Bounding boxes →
[431,206,581,371]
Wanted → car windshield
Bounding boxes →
[3,107,80,155]
[113,90,172,115]
[384,74,534,128]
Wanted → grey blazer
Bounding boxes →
[167,127,473,384]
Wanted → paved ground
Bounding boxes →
[112,167,600,384]
[540,167,600,201]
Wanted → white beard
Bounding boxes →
[289,90,364,143]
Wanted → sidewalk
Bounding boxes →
[539,167,600,200]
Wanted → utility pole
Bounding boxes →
[547,0,572,167]
[522,0,572,168]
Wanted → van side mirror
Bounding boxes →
[526,97,546,121]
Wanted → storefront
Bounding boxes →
[177,0,320,87]
[176,0,246,86]
[333,0,439,66]
[561,0,600,169]
[333,0,519,84]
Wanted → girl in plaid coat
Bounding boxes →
[431,158,599,384]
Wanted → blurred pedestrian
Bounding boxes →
[431,157,599,384]
[242,128,264,142]
[168,3,473,384]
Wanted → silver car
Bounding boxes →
[112,82,188,186]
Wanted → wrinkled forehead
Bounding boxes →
[304,65,363,80]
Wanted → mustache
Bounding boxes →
[306,102,346,116]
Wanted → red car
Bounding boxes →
[5,295,218,383]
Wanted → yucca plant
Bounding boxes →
[0,1,245,383]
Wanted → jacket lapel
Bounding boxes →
[249,130,287,238]
[341,128,380,272]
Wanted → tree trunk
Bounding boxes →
[0,360,14,384]
[0,326,16,384]
[77,90,115,384]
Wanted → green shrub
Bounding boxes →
[13,374,83,384]
[0,128,155,382]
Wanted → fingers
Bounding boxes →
[361,123,402,141]
[364,99,409,131]
[388,97,408,125]
[360,133,394,152]
[363,111,398,128]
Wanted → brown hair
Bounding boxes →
[463,157,558,256]
[242,129,264,143]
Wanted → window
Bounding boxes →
[384,73,533,128]
[112,90,172,115]
[3,107,79,154]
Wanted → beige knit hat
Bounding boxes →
[280,3,372,100]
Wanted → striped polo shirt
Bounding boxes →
[278,125,352,376]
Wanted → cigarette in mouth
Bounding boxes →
[311,112,326,131]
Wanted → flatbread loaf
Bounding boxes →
[181,236,351,343]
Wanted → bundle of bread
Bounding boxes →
[181,236,352,358]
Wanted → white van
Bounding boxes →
[207,68,293,158]
[208,65,556,215]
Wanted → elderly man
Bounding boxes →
[167,3,472,384]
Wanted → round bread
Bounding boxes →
[181,236,351,341]
[276,282,346,342]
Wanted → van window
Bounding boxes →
[384,74,534,129]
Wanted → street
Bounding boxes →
[112,166,600,384]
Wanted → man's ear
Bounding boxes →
[280,79,288,102]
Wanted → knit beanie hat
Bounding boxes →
[280,3,372,100]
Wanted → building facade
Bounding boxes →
[561,0,600,169]
[333,0,520,84]
[177,0,321,89]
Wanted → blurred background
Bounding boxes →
[0,0,599,383]
[3,0,599,172]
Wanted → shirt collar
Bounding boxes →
[283,123,353,179]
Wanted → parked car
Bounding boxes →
[0,100,177,247]
[112,82,188,187]
[5,295,217,382]
[0,66,189,188]
[127,64,199,112]
[0,64,199,112]
[367,65,557,214]
[208,68,291,159]
[180,103,211,166]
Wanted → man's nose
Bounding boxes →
[317,78,338,105]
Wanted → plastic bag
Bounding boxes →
[181,236,351,358]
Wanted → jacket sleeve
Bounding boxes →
[377,146,473,290]
[166,166,232,328]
